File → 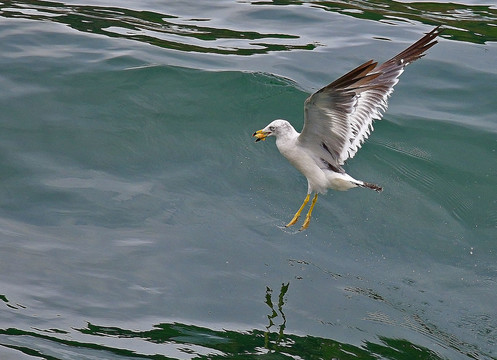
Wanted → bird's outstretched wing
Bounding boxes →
[298,26,441,167]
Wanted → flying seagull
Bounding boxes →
[253,26,441,231]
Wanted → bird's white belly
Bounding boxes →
[278,141,359,193]
[326,171,358,191]
[278,144,329,193]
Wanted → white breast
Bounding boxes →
[276,136,329,194]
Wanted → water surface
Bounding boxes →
[1,1,496,359]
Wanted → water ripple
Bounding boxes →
[0,0,317,55]
[250,0,497,44]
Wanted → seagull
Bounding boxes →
[253,26,441,231]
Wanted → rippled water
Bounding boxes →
[1,1,496,359]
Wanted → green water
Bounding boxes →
[1,1,496,359]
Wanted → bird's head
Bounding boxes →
[253,119,292,142]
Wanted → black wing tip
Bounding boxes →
[320,26,442,91]
[392,25,443,65]
[430,25,445,36]
[323,60,378,91]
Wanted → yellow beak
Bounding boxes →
[253,129,269,142]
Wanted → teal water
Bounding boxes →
[1,1,496,359]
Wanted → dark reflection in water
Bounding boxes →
[1,321,446,359]
[251,0,497,44]
[0,0,316,55]
[0,288,459,359]
[264,282,288,351]
[1,0,496,57]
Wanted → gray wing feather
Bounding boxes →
[298,26,441,167]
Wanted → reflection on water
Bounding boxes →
[1,282,479,359]
[1,0,497,56]
[0,286,447,359]
[250,0,497,43]
[264,282,288,351]
[0,0,316,55]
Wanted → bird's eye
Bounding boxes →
[269,126,275,132]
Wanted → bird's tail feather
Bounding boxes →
[360,181,383,192]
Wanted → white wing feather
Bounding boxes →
[298,27,441,167]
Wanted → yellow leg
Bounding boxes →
[285,193,310,227]
[299,194,318,231]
